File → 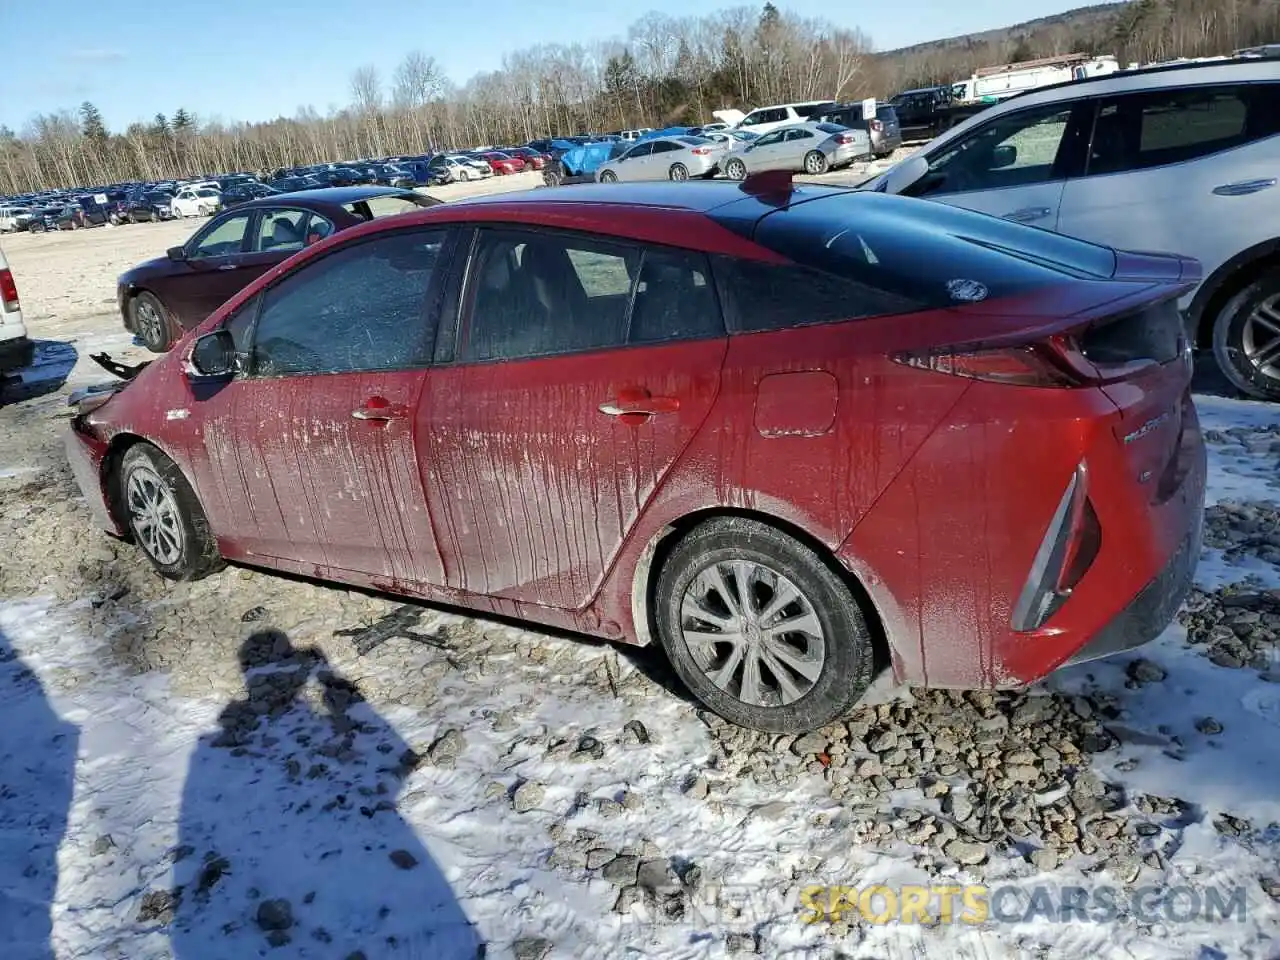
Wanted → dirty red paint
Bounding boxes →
[65,181,1207,692]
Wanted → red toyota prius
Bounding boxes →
[65,176,1206,733]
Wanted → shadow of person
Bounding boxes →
[171,630,484,958]
[0,626,79,959]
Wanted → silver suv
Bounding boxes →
[869,58,1280,400]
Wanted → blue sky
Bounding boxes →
[2,0,1087,132]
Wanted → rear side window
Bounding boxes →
[1087,83,1280,175]
[715,258,921,332]
[629,248,721,344]
[250,229,447,376]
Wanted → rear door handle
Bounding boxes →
[1004,206,1052,223]
[218,263,238,271]
[351,396,409,421]
[1212,178,1277,197]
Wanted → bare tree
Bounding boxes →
[350,65,383,114]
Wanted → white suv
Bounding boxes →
[870,59,1280,400]
[714,100,836,138]
[0,244,32,376]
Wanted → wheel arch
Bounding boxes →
[1190,239,1280,349]
[100,432,201,537]
[629,506,891,673]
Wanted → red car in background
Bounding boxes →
[502,147,547,170]
[479,151,526,175]
[66,177,1206,733]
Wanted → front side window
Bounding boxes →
[250,229,447,377]
[915,104,1077,196]
[1087,83,1280,176]
[623,142,653,160]
[755,130,785,147]
[189,214,251,259]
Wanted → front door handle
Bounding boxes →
[218,263,238,271]
[1004,206,1052,223]
[1212,178,1277,197]
[351,396,409,421]
[599,387,680,424]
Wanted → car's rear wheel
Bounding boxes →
[458,169,470,182]
[1212,270,1280,401]
[119,444,223,581]
[669,163,689,181]
[654,517,876,733]
[804,151,829,175]
[198,204,211,216]
[725,158,747,181]
[131,291,173,353]
[599,169,618,183]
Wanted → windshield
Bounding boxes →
[196,188,219,197]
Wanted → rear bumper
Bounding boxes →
[0,335,34,374]
[1062,502,1203,666]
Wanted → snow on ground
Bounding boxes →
[0,396,1275,960]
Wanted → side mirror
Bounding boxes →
[167,245,186,262]
[880,154,929,195]
[991,144,1017,169]
[188,330,237,379]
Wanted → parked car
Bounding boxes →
[819,103,904,157]
[171,187,223,218]
[0,206,33,232]
[889,86,963,140]
[477,152,526,175]
[27,205,87,231]
[426,154,493,183]
[121,192,174,223]
[596,135,727,182]
[867,58,1280,400]
[0,244,32,376]
[266,175,325,193]
[221,183,281,208]
[502,147,547,170]
[721,122,872,179]
[311,168,365,187]
[713,101,837,137]
[116,186,442,352]
[73,180,1206,734]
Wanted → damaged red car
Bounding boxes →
[65,178,1206,733]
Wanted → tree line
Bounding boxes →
[2,0,1277,194]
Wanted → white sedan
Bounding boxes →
[170,187,222,218]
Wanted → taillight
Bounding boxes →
[691,147,711,155]
[870,119,884,132]
[0,268,18,312]
[835,134,855,145]
[891,335,1095,387]
[1011,462,1101,631]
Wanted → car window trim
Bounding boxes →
[186,210,255,260]
[447,224,727,367]
[247,205,334,254]
[236,224,459,380]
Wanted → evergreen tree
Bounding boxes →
[79,102,108,142]
[172,108,193,131]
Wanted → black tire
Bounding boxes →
[1211,270,1280,401]
[599,169,618,183]
[458,169,470,182]
[803,150,829,175]
[29,221,44,233]
[725,158,747,181]
[118,443,224,581]
[653,516,876,733]
[543,167,563,187]
[669,163,689,181]
[130,291,174,353]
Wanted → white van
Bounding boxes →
[713,100,836,137]
[0,244,32,376]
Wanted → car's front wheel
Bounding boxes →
[1212,269,1280,401]
[130,291,173,353]
[654,517,876,733]
[118,443,224,581]
[725,158,747,181]
[458,169,470,182]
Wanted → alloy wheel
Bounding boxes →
[126,465,184,565]
[804,152,824,174]
[679,559,826,707]
[134,298,163,346]
[1243,293,1280,380]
